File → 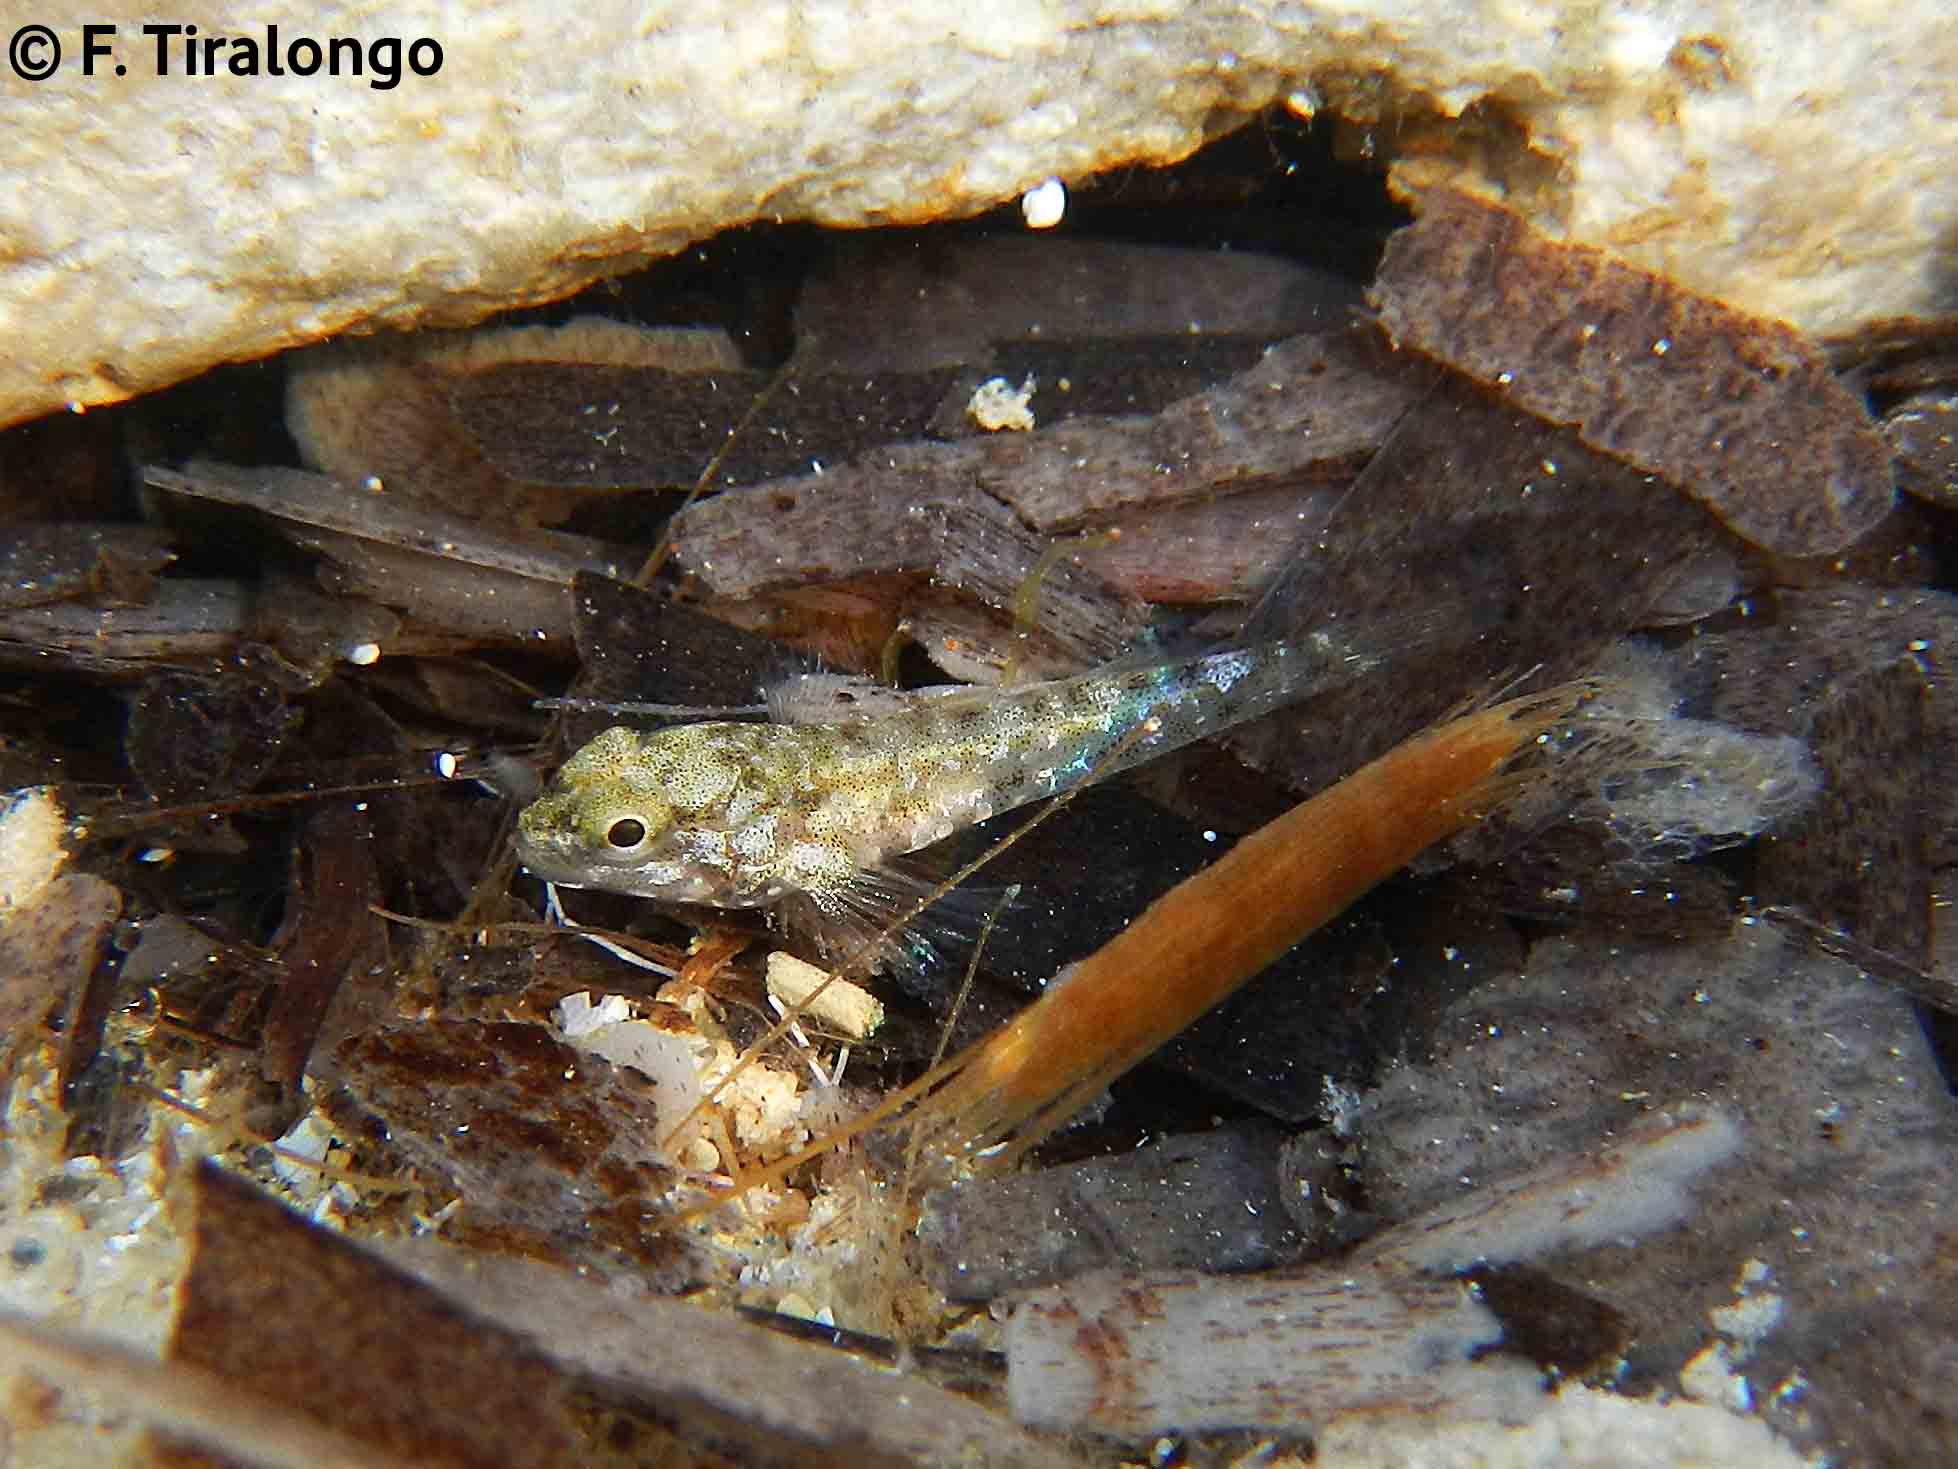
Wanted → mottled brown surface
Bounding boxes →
[453,362,963,492]
[1370,190,1895,555]
[326,1021,697,1283]
[793,236,1357,373]
[156,1161,582,1469]
[1886,388,1958,505]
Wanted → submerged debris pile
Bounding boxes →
[2,143,1955,1466]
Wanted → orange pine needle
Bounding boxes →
[905,684,1585,1166]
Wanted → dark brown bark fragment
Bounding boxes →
[1370,188,1895,555]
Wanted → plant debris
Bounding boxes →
[668,328,1431,603]
[156,1160,583,1468]
[1370,188,1896,555]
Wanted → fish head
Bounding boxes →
[515,724,768,905]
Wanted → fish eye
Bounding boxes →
[605,817,648,850]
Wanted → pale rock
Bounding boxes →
[1,1,1952,427]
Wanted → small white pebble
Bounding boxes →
[345,641,382,666]
[681,1136,721,1173]
[1021,176,1066,229]
[434,751,460,779]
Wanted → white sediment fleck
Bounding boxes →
[766,951,885,1039]
[969,375,1037,432]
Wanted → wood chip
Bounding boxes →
[1005,1266,1538,1436]
[669,328,1430,624]
[159,1162,582,1469]
[976,329,1429,531]
[1370,189,1895,555]
[764,951,884,1040]
[794,235,1360,372]
[324,1020,695,1281]
[0,524,175,610]
[286,319,743,525]
[148,461,631,646]
[0,579,245,672]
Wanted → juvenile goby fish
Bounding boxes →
[516,633,1386,918]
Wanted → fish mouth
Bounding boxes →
[510,835,593,889]
[511,809,597,888]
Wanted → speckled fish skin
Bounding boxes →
[516,634,1378,915]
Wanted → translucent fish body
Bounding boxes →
[516,633,1381,915]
